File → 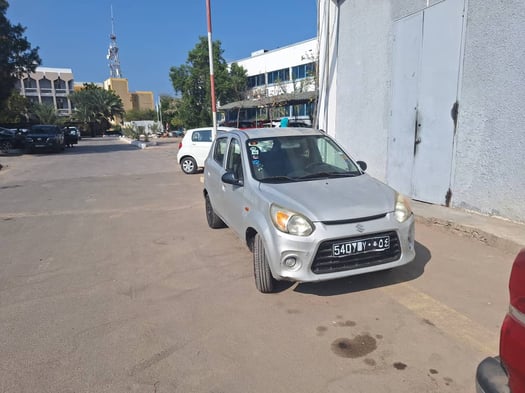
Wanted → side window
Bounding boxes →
[226,139,243,180]
[192,130,212,142]
[213,137,228,166]
[317,137,353,171]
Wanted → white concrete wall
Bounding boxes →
[334,1,392,181]
[324,0,525,222]
[451,0,525,221]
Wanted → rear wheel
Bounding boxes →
[181,157,197,174]
[253,234,276,293]
[205,194,225,228]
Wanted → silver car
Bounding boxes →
[203,128,416,293]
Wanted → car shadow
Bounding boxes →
[289,241,431,296]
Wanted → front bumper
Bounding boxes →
[263,212,416,282]
[475,357,510,393]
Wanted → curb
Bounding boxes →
[414,215,524,255]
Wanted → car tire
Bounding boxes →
[253,233,276,293]
[181,157,197,174]
[205,194,225,228]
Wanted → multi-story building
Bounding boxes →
[221,38,318,126]
[15,67,75,116]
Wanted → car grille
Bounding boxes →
[311,231,401,274]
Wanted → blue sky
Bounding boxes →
[7,1,317,99]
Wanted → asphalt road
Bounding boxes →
[0,137,516,393]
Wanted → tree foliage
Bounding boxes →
[124,108,156,121]
[0,0,41,107]
[0,90,30,122]
[169,37,247,129]
[31,102,58,124]
[69,84,125,133]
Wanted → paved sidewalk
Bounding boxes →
[412,200,525,254]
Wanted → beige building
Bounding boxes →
[103,78,154,112]
[15,66,75,116]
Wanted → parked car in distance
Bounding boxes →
[170,129,184,137]
[62,126,80,147]
[476,249,525,393]
[25,125,64,153]
[0,127,26,152]
[203,127,416,293]
[176,126,237,174]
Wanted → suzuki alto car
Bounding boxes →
[476,249,525,393]
[203,127,416,293]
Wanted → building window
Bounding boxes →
[41,96,54,107]
[247,74,265,88]
[292,62,316,80]
[40,77,52,94]
[23,77,37,90]
[54,78,67,93]
[292,102,314,117]
[267,68,290,84]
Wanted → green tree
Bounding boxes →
[159,95,184,130]
[69,84,125,134]
[0,90,30,122]
[169,37,247,129]
[31,102,58,124]
[124,108,156,121]
[0,0,41,108]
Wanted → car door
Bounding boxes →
[205,135,229,218]
[190,129,212,166]
[220,137,247,238]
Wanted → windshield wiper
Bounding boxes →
[297,172,359,180]
[260,176,298,183]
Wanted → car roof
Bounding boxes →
[232,127,323,139]
[187,126,239,133]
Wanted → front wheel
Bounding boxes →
[253,234,277,293]
[180,157,197,174]
[205,194,225,228]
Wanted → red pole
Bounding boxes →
[206,0,218,139]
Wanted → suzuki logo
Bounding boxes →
[356,224,365,233]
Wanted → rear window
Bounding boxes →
[191,130,212,142]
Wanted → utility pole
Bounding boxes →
[205,0,218,139]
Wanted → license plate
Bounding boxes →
[332,235,390,257]
[35,144,46,147]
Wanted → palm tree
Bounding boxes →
[69,85,124,136]
[31,103,58,124]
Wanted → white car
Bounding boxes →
[177,127,237,174]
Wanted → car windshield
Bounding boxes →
[30,126,58,135]
[246,135,362,183]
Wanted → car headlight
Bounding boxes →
[394,193,412,223]
[270,204,314,236]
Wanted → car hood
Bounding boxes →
[258,174,396,222]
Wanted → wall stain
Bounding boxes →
[444,377,453,386]
[429,369,439,375]
[335,320,356,327]
[287,309,301,314]
[422,318,435,327]
[316,326,328,335]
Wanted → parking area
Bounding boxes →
[0,137,515,393]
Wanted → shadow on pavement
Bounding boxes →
[292,241,431,296]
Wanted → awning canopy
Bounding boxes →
[219,90,317,110]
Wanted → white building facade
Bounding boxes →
[15,67,75,116]
[317,0,525,223]
[223,38,318,125]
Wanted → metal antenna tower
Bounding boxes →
[107,5,122,78]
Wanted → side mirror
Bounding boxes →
[221,171,244,186]
[357,161,367,172]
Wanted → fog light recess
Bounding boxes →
[284,257,297,269]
